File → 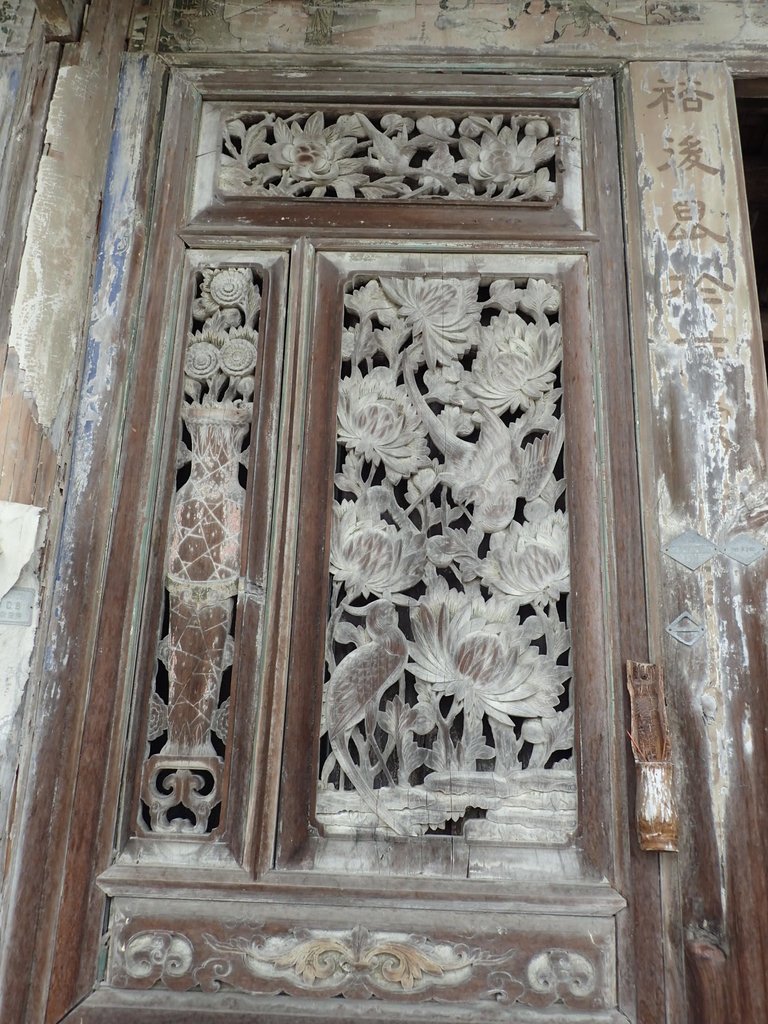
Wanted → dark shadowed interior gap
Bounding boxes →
[736,82,768,374]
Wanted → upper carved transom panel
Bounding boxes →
[218,109,560,203]
[316,272,574,841]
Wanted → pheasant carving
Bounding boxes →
[403,355,563,531]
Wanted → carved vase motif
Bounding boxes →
[140,266,261,835]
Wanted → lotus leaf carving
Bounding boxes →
[380,276,481,369]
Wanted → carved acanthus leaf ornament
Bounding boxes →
[116,924,602,1008]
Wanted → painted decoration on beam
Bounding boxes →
[316,273,574,840]
[130,0,768,58]
[139,266,261,836]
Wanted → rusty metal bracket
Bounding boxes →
[626,661,678,852]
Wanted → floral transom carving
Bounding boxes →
[317,273,574,839]
[219,110,559,202]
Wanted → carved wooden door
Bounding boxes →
[68,69,660,1023]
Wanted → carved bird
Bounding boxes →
[354,113,419,178]
[403,356,564,531]
[325,600,409,835]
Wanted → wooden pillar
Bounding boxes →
[34,0,87,41]
[622,61,768,1023]
[0,4,143,1021]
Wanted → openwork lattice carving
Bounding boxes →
[219,110,558,202]
[139,266,261,835]
[317,274,573,839]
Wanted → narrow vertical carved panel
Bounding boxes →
[316,272,573,841]
[139,266,262,836]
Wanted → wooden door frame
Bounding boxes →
[2,47,767,1024]
[0,59,658,1024]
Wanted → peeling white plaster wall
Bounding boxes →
[0,501,45,867]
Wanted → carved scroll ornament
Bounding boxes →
[139,267,262,836]
[317,273,574,840]
[220,110,558,202]
[114,923,602,1008]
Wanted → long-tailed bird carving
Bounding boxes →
[403,355,563,532]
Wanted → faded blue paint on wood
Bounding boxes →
[43,53,165,665]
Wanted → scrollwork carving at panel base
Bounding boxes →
[111,922,604,1009]
[137,266,262,837]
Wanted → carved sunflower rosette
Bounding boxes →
[139,266,262,837]
[317,272,575,841]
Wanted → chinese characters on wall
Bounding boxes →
[633,64,742,356]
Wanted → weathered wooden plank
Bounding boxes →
[63,986,634,1024]
[0,27,59,503]
[40,53,174,1020]
[35,0,87,41]
[622,60,768,1023]
[0,15,59,948]
[0,4,147,1019]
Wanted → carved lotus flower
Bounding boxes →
[267,112,366,195]
[409,580,564,722]
[462,119,556,194]
[330,491,426,600]
[480,512,570,605]
[337,367,429,482]
[380,276,482,370]
[466,311,562,414]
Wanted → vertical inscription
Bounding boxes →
[633,66,740,351]
[627,62,768,1002]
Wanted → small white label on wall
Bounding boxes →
[0,586,34,626]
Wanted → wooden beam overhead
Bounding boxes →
[34,0,87,41]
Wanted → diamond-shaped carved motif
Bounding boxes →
[666,611,705,647]
[721,535,767,566]
[663,530,717,571]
